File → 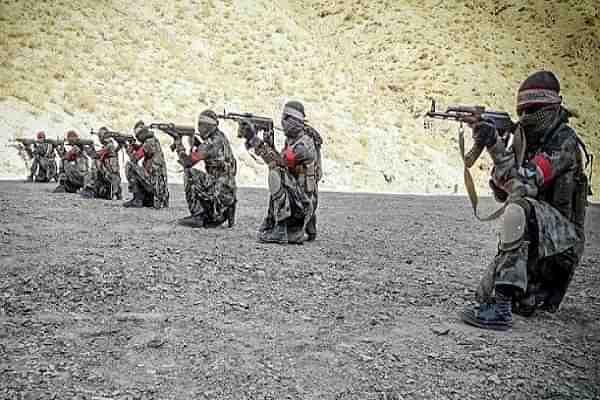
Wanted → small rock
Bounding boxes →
[488,374,501,385]
[430,325,450,336]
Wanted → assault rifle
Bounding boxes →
[425,99,516,168]
[149,123,196,140]
[14,138,36,146]
[91,129,136,145]
[42,138,65,147]
[66,138,94,147]
[217,111,277,147]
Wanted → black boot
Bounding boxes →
[258,216,274,234]
[80,188,96,199]
[258,222,288,244]
[123,191,144,208]
[178,214,207,228]
[462,289,513,331]
[227,202,236,228]
[53,184,67,193]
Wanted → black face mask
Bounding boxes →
[135,127,150,142]
[197,123,215,140]
[518,104,560,145]
[282,116,304,139]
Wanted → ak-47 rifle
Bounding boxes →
[91,129,136,145]
[42,138,65,147]
[217,111,277,147]
[425,99,516,168]
[149,123,196,141]
[425,99,519,222]
[14,138,36,146]
[9,139,34,164]
[66,138,94,148]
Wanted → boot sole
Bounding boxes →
[461,312,512,331]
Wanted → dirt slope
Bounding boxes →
[0,0,598,195]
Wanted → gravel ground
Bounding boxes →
[1,181,598,399]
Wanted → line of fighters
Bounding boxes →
[8,71,593,332]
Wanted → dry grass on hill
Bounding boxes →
[0,0,598,196]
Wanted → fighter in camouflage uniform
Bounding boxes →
[174,110,237,228]
[239,101,319,244]
[80,127,122,200]
[53,130,89,193]
[28,131,58,182]
[123,121,169,209]
[462,71,589,330]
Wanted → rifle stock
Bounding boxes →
[14,138,36,146]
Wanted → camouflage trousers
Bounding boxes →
[262,167,316,235]
[84,163,121,200]
[30,157,57,182]
[125,161,169,209]
[58,162,86,193]
[477,198,581,311]
[184,168,235,224]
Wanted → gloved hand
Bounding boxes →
[464,116,497,148]
[489,179,508,203]
[178,154,193,168]
[238,120,257,141]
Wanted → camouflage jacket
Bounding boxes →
[89,142,120,175]
[32,142,54,159]
[252,131,317,194]
[489,111,587,256]
[182,129,237,181]
[57,144,89,174]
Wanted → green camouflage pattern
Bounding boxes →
[125,136,169,209]
[178,128,236,224]
[83,142,122,199]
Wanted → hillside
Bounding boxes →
[0,0,598,196]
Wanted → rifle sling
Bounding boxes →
[459,124,526,222]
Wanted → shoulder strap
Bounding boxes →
[459,125,526,222]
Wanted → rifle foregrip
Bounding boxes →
[464,143,485,169]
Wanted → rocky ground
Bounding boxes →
[0,181,599,399]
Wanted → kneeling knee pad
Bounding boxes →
[500,202,526,251]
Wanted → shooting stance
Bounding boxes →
[237,101,321,244]
[80,127,123,200]
[458,71,589,330]
[53,130,89,193]
[155,110,237,228]
[123,121,169,209]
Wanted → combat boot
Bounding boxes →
[123,192,144,208]
[226,202,236,228]
[178,214,207,228]
[80,188,96,199]
[258,222,288,244]
[258,216,274,234]
[288,227,305,245]
[462,292,513,331]
[53,184,67,193]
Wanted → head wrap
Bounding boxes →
[517,71,562,114]
[283,100,305,122]
[36,131,46,140]
[66,130,79,140]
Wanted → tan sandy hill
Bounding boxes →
[0,0,598,196]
